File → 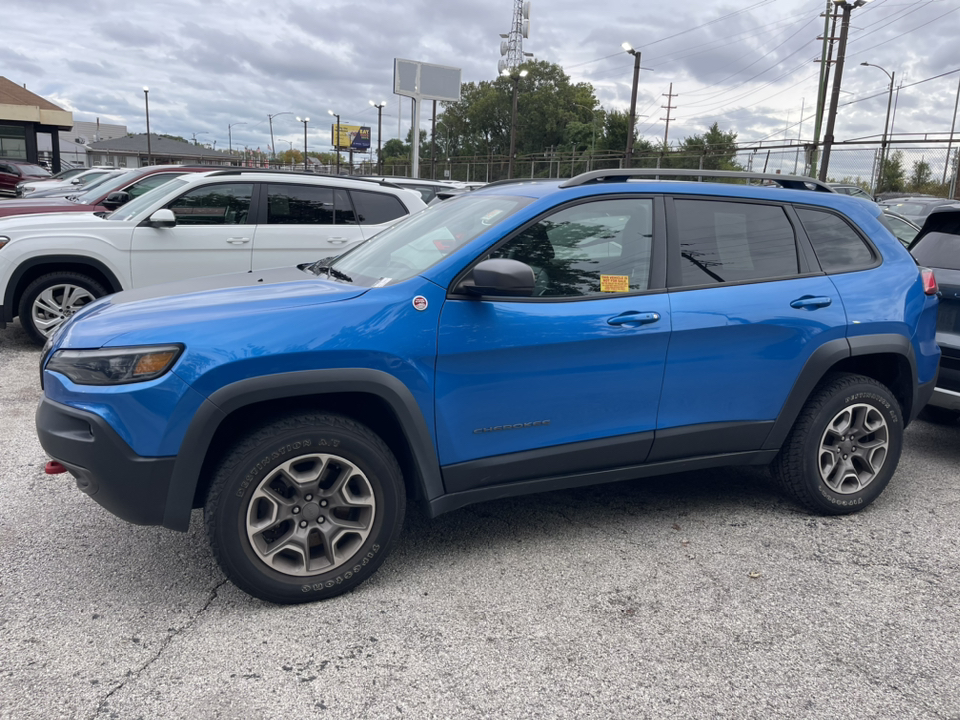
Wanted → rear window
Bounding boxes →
[910,232,960,271]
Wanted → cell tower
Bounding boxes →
[498,0,531,75]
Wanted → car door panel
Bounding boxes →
[130,182,254,287]
[435,197,669,490]
[251,184,364,270]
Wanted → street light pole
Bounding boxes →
[819,0,869,182]
[143,87,152,166]
[228,122,247,156]
[296,116,310,171]
[328,110,341,174]
[369,101,386,174]
[622,42,642,168]
[502,69,528,179]
[268,112,293,164]
[860,62,894,192]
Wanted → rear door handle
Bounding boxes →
[227,237,250,245]
[608,311,661,326]
[328,238,350,245]
[790,295,832,309]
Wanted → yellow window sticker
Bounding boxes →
[600,275,630,293]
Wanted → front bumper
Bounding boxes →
[36,397,176,526]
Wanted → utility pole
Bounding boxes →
[661,83,677,150]
[431,99,437,180]
[811,0,837,177]
[819,0,867,182]
[942,75,960,187]
[622,43,642,168]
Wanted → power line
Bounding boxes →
[565,0,773,70]
[849,4,960,54]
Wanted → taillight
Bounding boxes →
[920,267,938,296]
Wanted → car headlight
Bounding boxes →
[0,236,9,250]
[45,345,183,385]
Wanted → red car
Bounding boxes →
[0,159,51,197]
[0,165,228,218]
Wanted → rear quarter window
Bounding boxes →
[796,207,876,272]
[349,190,407,225]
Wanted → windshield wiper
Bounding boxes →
[306,257,352,283]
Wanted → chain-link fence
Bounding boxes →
[354,141,960,199]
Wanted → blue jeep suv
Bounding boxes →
[36,169,941,604]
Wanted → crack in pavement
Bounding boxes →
[88,578,229,720]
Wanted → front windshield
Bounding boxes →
[107,178,190,221]
[71,171,132,200]
[22,165,51,178]
[324,194,532,287]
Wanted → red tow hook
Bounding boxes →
[45,461,67,475]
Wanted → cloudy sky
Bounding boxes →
[4,0,958,169]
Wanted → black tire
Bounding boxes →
[204,412,405,604]
[771,373,903,515]
[919,405,960,425]
[18,271,107,345]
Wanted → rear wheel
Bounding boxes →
[772,374,903,515]
[204,412,405,604]
[18,271,106,345]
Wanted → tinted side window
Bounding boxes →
[796,208,875,272]
[267,184,333,225]
[167,183,253,225]
[675,200,798,286]
[350,190,407,225]
[490,198,654,297]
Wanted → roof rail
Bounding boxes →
[558,168,836,193]
[205,168,390,185]
[477,178,553,191]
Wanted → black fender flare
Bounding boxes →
[162,368,443,531]
[762,333,918,451]
[3,254,123,322]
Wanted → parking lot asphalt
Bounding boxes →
[2,320,959,720]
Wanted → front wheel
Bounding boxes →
[772,374,903,515]
[18,271,107,345]
[205,412,405,604]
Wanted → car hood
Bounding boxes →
[56,265,368,348]
[0,197,91,217]
[0,210,108,232]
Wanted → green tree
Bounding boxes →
[438,60,600,161]
[910,158,933,191]
[878,150,906,193]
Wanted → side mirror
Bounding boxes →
[101,191,130,210]
[70,178,82,184]
[459,258,535,297]
[146,208,177,228]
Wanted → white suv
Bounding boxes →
[0,170,426,343]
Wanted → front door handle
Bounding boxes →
[790,295,832,309]
[328,238,350,245]
[227,237,250,245]
[608,311,661,327]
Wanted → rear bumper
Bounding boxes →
[929,342,960,410]
[36,397,176,526]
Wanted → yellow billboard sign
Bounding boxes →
[331,124,371,151]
